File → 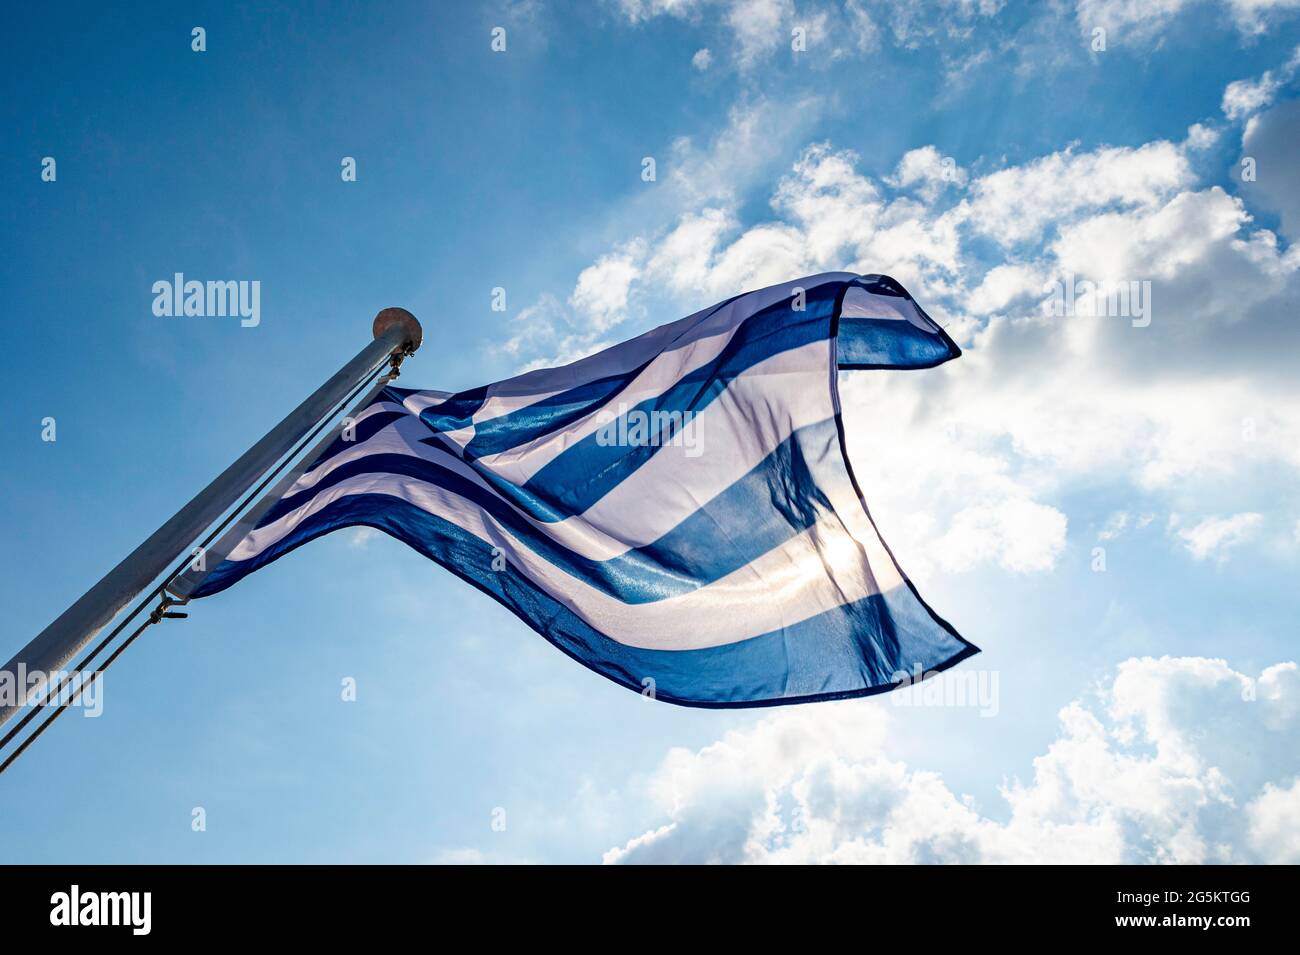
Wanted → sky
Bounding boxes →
[1,0,1299,864]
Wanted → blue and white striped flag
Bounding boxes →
[184,273,978,706]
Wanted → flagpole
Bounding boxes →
[166,374,396,600]
[0,308,422,729]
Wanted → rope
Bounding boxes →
[0,601,166,776]
[0,354,398,775]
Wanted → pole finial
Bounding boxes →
[372,307,423,353]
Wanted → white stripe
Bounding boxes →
[440,423,475,450]
[471,386,569,426]
[347,400,408,423]
[399,392,451,414]
[839,285,937,332]
[294,412,425,493]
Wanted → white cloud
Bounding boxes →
[964,140,1194,246]
[725,0,794,67]
[665,95,824,208]
[1074,0,1193,40]
[1228,0,1300,35]
[1077,0,1300,40]
[1184,122,1220,151]
[1177,512,1264,560]
[1223,71,1283,121]
[347,527,379,549]
[499,294,617,373]
[605,656,1300,863]
[1222,44,1300,122]
[647,142,965,300]
[1240,97,1300,242]
[887,145,969,201]
[843,0,882,51]
[966,262,1046,313]
[568,242,645,331]
[934,499,1068,573]
[617,0,705,23]
[691,47,712,70]
[1098,511,1129,541]
[616,0,1004,68]
[878,0,1005,49]
[1247,778,1300,862]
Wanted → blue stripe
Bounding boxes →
[230,417,843,605]
[835,275,961,370]
[837,317,959,369]
[416,385,488,434]
[191,493,975,706]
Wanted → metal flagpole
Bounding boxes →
[0,308,423,729]
[167,374,399,600]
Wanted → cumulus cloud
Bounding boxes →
[1176,512,1264,560]
[963,140,1194,246]
[605,656,1300,863]
[1224,71,1284,121]
[966,262,1046,313]
[568,242,645,331]
[886,145,969,201]
[1247,778,1300,862]
[1240,97,1300,241]
[1220,45,1299,122]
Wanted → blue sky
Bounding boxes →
[2,0,1299,863]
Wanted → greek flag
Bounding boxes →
[179,273,978,707]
